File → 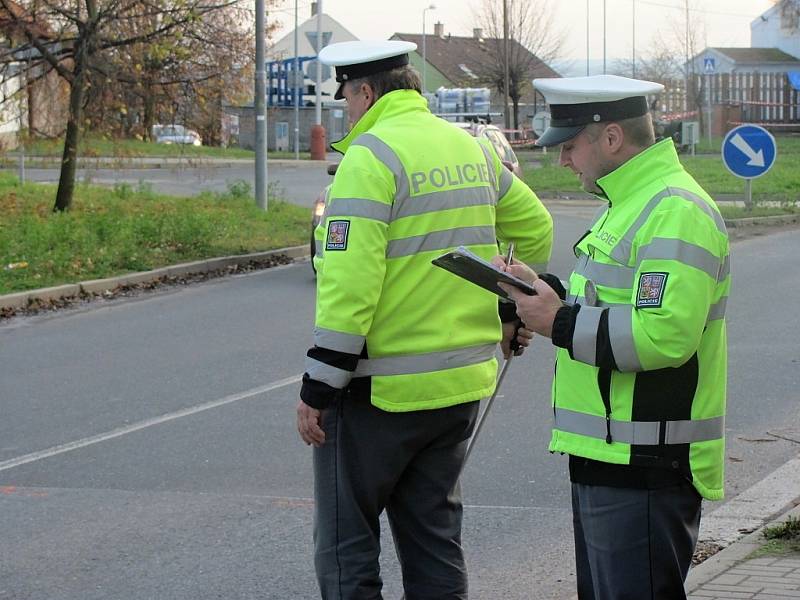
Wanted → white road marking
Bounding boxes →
[0,375,302,473]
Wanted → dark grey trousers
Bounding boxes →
[571,480,702,600]
[313,395,480,600]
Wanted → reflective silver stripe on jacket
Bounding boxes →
[314,239,323,259]
[351,133,409,202]
[574,256,636,289]
[314,327,366,354]
[325,197,392,223]
[354,343,495,377]
[566,294,627,308]
[637,238,724,281]
[386,226,497,258]
[305,357,352,389]
[554,407,725,445]
[611,187,727,264]
[719,254,731,281]
[392,186,496,222]
[498,167,514,198]
[477,143,498,190]
[608,305,642,372]
[707,297,728,322]
[572,305,604,365]
[350,134,498,247]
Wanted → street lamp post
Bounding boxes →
[422,4,436,94]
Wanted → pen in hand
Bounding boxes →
[504,242,514,271]
[503,242,523,353]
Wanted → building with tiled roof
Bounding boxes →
[391,24,560,125]
[691,47,800,76]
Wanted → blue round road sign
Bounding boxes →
[721,124,777,179]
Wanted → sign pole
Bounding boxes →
[744,179,752,212]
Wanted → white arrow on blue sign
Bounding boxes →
[721,124,777,179]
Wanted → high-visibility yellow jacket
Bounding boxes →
[301,89,553,412]
[549,139,730,500]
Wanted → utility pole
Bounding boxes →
[685,0,689,111]
[255,0,267,209]
[503,0,510,131]
[586,0,590,76]
[422,4,436,93]
[293,0,300,160]
[632,0,636,78]
[603,0,607,74]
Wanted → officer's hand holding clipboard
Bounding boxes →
[431,246,536,302]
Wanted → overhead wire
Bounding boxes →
[636,0,763,19]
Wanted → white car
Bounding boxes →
[153,124,202,146]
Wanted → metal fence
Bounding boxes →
[660,72,800,124]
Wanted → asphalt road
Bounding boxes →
[6,162,334,209]
[1,210,799,600]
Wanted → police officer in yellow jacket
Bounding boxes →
[500,75,729,600]
[296,40,553,599]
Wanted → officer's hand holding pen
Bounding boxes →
[494,245,534,358]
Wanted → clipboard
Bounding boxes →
[432,246,536,301]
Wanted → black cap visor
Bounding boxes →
[334,81,346,100]
[333,53,410,101]
[536,125,585,147]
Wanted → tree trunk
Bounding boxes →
[26,65,35,133]
[143,79,155,141]
[53,56,87,212]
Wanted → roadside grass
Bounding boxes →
[0,174,309,295]
[520,135,800,204]
[750,516,800,558]
[8,135,311,160]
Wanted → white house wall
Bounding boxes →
[751,1,800,60]
[0,73,23,136]
[268,13,358,104]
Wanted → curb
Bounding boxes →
[0,244,310,313]
[685,501,800,593]
[724,213,799,228]
[0,157,330,170]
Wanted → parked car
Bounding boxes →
[452,122,523,177]
[310,163,338,274]
[153,124,202,146]
[309,123,520,274]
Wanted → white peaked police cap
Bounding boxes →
[319,40,418,100]
[532,74,664,147]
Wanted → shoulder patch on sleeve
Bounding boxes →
[636,272,668,308]
[326,220,350,251]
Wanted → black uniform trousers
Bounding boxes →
[313,389,480,600]
[571,479,702,600]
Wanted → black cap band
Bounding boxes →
[334,53,410,83]
[550,96,649,127]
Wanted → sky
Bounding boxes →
[268,0,776,74]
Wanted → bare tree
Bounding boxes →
[473,0,564,129]
[0,0,243,212]
[613,45,682,83]
[85,2,257,143]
